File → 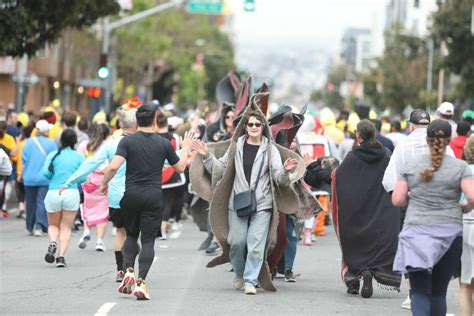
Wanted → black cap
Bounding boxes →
[408,109,430,125]
[427,119,452,138]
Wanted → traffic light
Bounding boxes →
[97,54,110,79]
[87,87,101,99]
[243,0,255,12]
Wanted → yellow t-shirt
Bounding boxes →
[0,133,17,162]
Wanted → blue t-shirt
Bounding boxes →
[43,147,85,190]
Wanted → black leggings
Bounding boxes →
[408,236,462,316]
[122,230,156,280]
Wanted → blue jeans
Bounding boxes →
[408,236,462,316]
[25,185,49,232]
[284,215,298,270]
[228,209,271,286]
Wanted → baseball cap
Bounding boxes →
[407,109,430,125]
[437,102,454,115]
[427,119,452,138]
[36,119,52,133]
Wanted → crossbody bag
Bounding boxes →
[233,153,265,218]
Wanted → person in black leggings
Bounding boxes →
[100,105,193,301]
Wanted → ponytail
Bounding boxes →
[419,137,450,182]
[48,147,64,175]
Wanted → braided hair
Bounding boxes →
[419,130,451,182]
[48,129,77,174]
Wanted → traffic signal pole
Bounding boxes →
[101,0,184,113]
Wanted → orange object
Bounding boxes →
[314,195,330,236]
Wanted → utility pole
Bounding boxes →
[426,38,433,91]
[437,41,448,105]
[14,54,28,113]
[101,0,184,113]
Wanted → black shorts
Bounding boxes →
[119,188,163,237]
[109,207,126,228]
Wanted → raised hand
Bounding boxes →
[181,131,195,150]
[192,140,209,156]
[284,158,299,173]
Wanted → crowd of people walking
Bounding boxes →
[0,94,473,315]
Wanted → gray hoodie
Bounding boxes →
[203,135,290,211]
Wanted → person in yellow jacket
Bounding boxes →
[0,120,17,218]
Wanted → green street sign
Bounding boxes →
[186,0,222,15]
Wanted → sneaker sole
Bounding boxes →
[45,244,57,263]
[56,263,66,268]
[134,290,150,300]
[361,271,373,298]
[78,235,91,249]
[118,275,135,295]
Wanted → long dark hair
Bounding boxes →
[86,123,110,154]
[356,119,377,145]
[48,129,77,174]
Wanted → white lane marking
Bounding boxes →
[95,302,116,316]
[169,230,181,239]
[159,245,169,249]
[153,256,159,263]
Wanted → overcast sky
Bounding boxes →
[230,0,387,54]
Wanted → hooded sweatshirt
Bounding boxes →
[352,141,389,163]
[449,135,467,159]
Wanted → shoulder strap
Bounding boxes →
[251,152,266,190]
[32,137,47,157]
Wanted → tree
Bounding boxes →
[432,0,474,100]
[379,28,428,113]
[113,0,235,108]
[0,0,119,57]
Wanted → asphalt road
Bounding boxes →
[0,213,461,315]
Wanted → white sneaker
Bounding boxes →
[33,229,43,237]
[233,277,244,289]
[159,232,167,240]
[244,284,257,295]
[401,296,411,310]
[95,241,106,252]
[111,227,117,236]
[78,233,91,249]
[171,222,182,231]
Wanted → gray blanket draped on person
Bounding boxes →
[189,102,307,291]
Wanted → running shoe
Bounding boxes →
[0,210,11,218]
[303,229,312,246]
[118,267,135,295]
[158,232,167,240]
[55,256,66,268]
[33,229,43,237]
[44,241,57,263]
[361,271,373,298]
[284,270,296,283]
[78,233,91,249]
[205,240,220,255]
[401,296,411,310]
[95,240,106,252]
[16,210,26,219]
[244,284,257,295]
[133,278,151,300]
[116,270,124,283]
[233,277,244,289]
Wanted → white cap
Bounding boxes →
[437,102,454,115]
[36,119,52,133]
[164,103,176,111]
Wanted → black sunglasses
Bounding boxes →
[247,123,262,128]
[225,115,233,119]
